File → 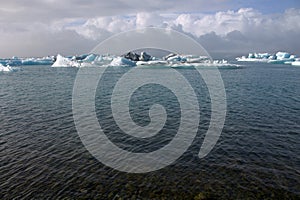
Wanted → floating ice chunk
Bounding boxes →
[257,53,270,59]
[166,55,183,62]
[213,59,228,64]
[169,62,240,69]
[0,57,53,66]
[291,60,300,66]
[0,64,13,72]
[52,54,80,67]
[164,53,211,63]
[91,55,114,66]
[136,60,168,66]
[0,58,22,66]
[236,56,269,62]
[237,51,297,63]
[248,53,271,59]
[268,52,295,64]
[163,53,177,60]
[123,52,140,61]
[21,56,54,65]
[275,52,291,59]
[82,54,97,62]
[140,52,152,61]
[110,57,136,66]
[186,56,210,63]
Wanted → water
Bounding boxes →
[0,63,299,199]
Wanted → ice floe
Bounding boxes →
[291,59,300,66]
[48,52,239,68]
[236,51,297,64]
[0,64,13,72]
[52,54,80,67]
[110,57,136,67]
[1,51,240,69]
[0,56,54,66]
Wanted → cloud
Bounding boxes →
[136,12,165,28]
[195,8,300,55]
[0,2,300,57]
[0,22,95,57]
[65,8,300,54]
[0,0,232,24]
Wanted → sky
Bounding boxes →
[0,0,300,58]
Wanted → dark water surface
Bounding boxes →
[0,63,299,199]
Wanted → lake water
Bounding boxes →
[0,63,299,199]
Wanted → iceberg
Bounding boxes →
[236,51,297,64]
[186,56,211,63]
[0,57,22,66]
[52,53,135,67]
[0,56,54,66]
[21,56,54,65]
[0,64,13,72]
[140,52,152,61]
[122,51,152,62]
[123,52,140,61]
[136,60,168,66]
[0,51,238,69]
[110,57,136,67]
[135,53,238,68]
[82,54,97,62]
[291,59,300,66]
[267,52,296,64]
[163,53,187,62]
[52,54,80,67]
[168,60,239,69]
[236,53,271,62]
[163,54,213,63]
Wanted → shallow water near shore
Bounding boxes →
[0,63,299,199]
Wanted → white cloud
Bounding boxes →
[65,8,300,53]
[1,5,300,57]
[172,8,263,36]
[136,12,164,28]
[65,12,167,40]
[0,0,232,23]
[59,8,300,41]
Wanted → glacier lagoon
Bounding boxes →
[0,60,299,199]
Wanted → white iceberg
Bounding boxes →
[164,54,187,63]
[291,59,300,66]
[0,64,13,72]
[136,60,168,66]
[52,54,80,67]
[236,53,271,62]
[267,52,296,64]
[82,54,97,62]
[237,51,297,64]
[0,57,22,66]
[0,56,53,66]
[110,57,136,67]
[21,56,54,65]
[169,61,239,69]
[0,51,239,69]
[140,52,152,61]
